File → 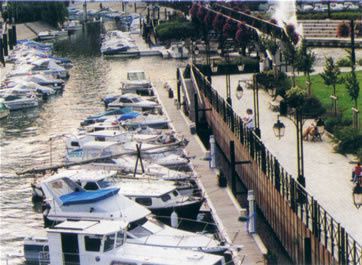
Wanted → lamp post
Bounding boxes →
[273,109,305,188]
[219,39,233,106]
[235,80,244,100]
[191,41,199,64]
[252,75,261,137]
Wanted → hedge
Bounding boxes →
[156,20,198,41]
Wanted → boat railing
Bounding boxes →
[38,250,49,265]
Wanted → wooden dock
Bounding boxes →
[154,85,266,264]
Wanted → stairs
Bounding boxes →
[299,19,361,39]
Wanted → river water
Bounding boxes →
[0,24,187,264]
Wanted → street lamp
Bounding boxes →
[237,64,245,72]
[236,80,244,100]
[273,116,285,139]
[273,109,305,188]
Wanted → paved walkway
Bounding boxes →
[154,81,266,264]
[211,73,362,245]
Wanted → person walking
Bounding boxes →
[351,163,362,183]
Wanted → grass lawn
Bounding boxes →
[295,71,362,128]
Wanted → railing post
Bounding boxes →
[305,237,312,265]
[194,93,199,134]
[176,69,181,105]
[0,37,4,66]
[2,34,8,57]
[239,119,244,144]
[8,28,13,50]
[339,226,346,265]
[290,178,296,212]
[230,141,236,194]
[274,158,280,192]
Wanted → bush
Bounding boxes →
[334,127,362,154]
[285,86,307,109]
[336,57,353,67]
[301,96,326,118]
[356,148,362,163]
[297,11,362,20]
[256,70,291,97]
[336,22,350,37]
[358,59,362,66]
[156,20,198,41]
[324,116,352,133]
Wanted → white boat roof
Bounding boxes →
[50,220,127,235]
[118,180,176,197]
[82,141,120,149]
[43,169,117,183]
[88,130,126,137]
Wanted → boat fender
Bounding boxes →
[170,210,178,228]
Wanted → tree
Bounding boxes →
[295,39,316,96]
[260,35,279,77]
[320,57,341,116]
[282,24,299,87]
[345,70,360,129]
[285,86,307,110]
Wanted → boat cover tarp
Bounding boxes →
[117,112,139,121]
[60,188,119,206]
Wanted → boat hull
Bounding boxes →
[151,198,204,220]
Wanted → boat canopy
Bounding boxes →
[59,187,120,206]
[117,112,140,121]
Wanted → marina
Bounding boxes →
[1,1,361,265]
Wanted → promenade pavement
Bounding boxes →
[211,73,362,245]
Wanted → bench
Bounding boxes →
[269,95,284,112]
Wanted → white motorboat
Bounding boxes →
[167,42,189,59]
[93,155,192,180]
[38,30,68,41]
[32,169,201,219]
[41,177,229,254]
[5,74,65,90]
[0,98,10,119]
[24,220,225,265]
[5,81,56,98]
[65,130,160,152]
[63,20,82,32]
[119,112,169,129]
[2,94,39,110]
[120,70,154,95]
[8,59,68,79]
[107,93,159,111]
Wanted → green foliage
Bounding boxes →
[334,127,362,154]
[356,148,362,163]
[256,70,291,97]
[321,57,341,88]
[337,57,353,67]
[259,35,278,55]
[7,2,68,27]
[156,20,198,41]
[337,58,353,67]
[301,96,326,118]
[295,39,316,76]
[324,116,352,133]
[285,86,307,109]
[344,70,360,108]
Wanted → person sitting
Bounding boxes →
[351,163,362,183]
[303,123,317,141]
[242,109,254,130]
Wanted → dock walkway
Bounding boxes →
[154,83,265,264]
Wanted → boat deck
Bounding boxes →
[154,84,266,264]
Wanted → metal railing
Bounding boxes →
[190,64,362,265]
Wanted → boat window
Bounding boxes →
[161,194,171,202]
[95,136,106,142]
[172,190,179,197]
[98,180,113,189]
[131,97,141,103]
[135,197,152,206]
[119,98,132,103]
[70,141,80,147]
[115,231,124,247]
[83,182,99,191]
[85,235,102,252]
[103,234,115,252]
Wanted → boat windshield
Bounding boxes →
[98,180,113,189]
[131,97,142,103]
[103,234,115,252]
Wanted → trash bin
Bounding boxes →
[168,88,174,98]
